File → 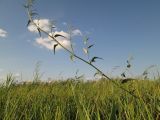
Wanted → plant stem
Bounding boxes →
[26,5,139,99]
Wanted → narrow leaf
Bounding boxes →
[54,34,66,38]
[53,44,58,55]
[27,20,31,27]
[94,71,101,77]
[110,102,119,120]
[88,44,94,49]
[121,78,134,84]
[90,57,103,64]
[94,72,99,77]
[142,70,148,76]
[52,26,56,29]
[121,72,126,78]
[37,28,41,37]
[127,64,131,68]
[31,12,38,16]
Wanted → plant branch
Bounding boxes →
[25,1,139,99]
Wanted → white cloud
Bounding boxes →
[28,19,82,38]
[28,19,54,33]
[0,28,7,38]
[36,31,71,51]
[27,18,82,51]
[72,29,82,36]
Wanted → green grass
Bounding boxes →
[0,79,159,120]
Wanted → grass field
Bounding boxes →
[0,78,160,120]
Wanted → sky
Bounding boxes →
[0,0,160,81]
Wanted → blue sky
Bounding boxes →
[0,0,160,80]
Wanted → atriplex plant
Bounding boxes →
[25,0,138,98]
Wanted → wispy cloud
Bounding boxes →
[62,22,82,36]
[0,28,7,38]
[72,29,82,36]
[28,19,54,33]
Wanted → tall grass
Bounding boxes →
[16,1,160,119]
[0,79,159,120]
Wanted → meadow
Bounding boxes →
[0,1,159,119]
[0,77,159,120]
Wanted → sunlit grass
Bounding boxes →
[0,78,159,120]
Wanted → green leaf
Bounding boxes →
[53,44,58,55]
[88,44,94,49]
[29,11,38,17]
[52,26,56,29]
[94,71,101,77]
[54,34,66,38]
[109,102,118,120]
[121,72,126,78]
[31,12,38,16]
[90,57,103,64]
[127,64,131,68]
[27,20,31,27]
